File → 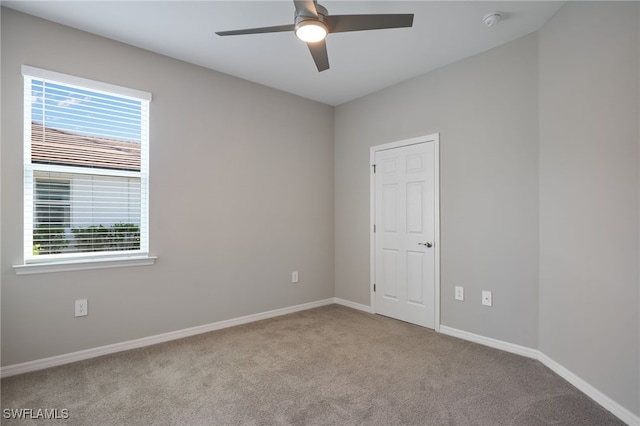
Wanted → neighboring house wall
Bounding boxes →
[34,171,141,229]
[538,1,639,415]
[69,174,141,228]
[1,8,335,364]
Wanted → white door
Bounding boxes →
[373,140,437,328]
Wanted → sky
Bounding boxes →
[31,80,143,143]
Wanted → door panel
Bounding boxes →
[374,142,435,328]
[406,182,423,233]
[382,184,398,232]
[382,249,399,299]
[407,251,424,304]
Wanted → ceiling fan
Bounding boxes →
[216,0,414,72]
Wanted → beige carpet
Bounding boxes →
[1,305,624,425]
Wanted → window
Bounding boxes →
[21,66,152,267]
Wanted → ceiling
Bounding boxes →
[2,1,564,106]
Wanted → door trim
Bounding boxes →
[370,133,440,331]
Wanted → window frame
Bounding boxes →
[15,66,156,274]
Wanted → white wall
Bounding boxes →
[1,9,335,365]
[538,1,639,415]
[335,33,540,349]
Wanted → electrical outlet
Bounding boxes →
[75,299,88,317]
[482,291,492,307]
[292,271,299,283]
[455,286,464,301]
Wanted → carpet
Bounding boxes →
[1,305,624,425]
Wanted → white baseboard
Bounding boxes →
[537,352,639,426]
[439,325,639,426]
[2,301,636,425]
[439,325,539,359]
[334,297,374,313]
[0,298,335,379]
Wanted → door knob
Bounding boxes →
[419,242,433,248]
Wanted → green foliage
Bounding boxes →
[111,223,141,250]
[71,223,140,252]
[33,226,69,255]
[71,225,109,252]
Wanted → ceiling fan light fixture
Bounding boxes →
[217,0,414,72]
[295,20,327,43]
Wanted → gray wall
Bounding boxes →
[335,34,540,349]
[538,1,639,415]
[2,1,639,419]
[335,0,639,417]
[1,9,335,365]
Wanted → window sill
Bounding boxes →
[13,255,157,275]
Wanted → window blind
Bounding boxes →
[22,66,151,262]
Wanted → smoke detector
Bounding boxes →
[483,13,502,27]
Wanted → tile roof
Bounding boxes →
[31,122,141,172]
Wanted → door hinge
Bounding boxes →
[373,224,376,233]
[372,164,376,173]
[374,283,376,292]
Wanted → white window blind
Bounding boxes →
[22,66,151,263]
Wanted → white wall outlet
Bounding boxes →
[292,271,299,283]
[482,291,492,307]
[455,286,464,301]
[75,299,88,317]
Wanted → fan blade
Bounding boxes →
[216,24,294,36]
[294,0,318,17]
[326,14,414,33]
[307,40,329,72]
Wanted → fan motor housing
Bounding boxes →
[295,3,328,28]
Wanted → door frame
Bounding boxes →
[370,133,441,331]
